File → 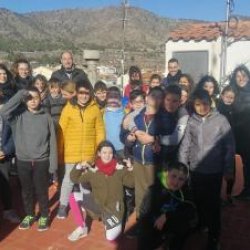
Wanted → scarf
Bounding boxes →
[95,158,117,176]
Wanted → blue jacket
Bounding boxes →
[130,108,159,165]
[104,107,125,151]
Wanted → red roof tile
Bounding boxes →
[168,20,250,42]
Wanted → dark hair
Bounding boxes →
[179,73,194,90]
[11,58,32,78]
[107,86,121,100]
[190,88,212,106]
[168,58,179,64]
[221,85,235,96]
[76,79,94,98]
[33,74,48,89]
[180,84,190,94]
[48,78,60,88]
[96,140,116,159]
[129,89,145,102]
[229,65,250,89]
[168,162,189,176]
[196,75,220,96]
[150,74,162,83]
[0,63,13,82]
[148,86,165,100]
[94,81,107,92]
[165,84,182,98]
[129,66,142,81]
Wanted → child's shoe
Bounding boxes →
[68,226,88,241]
[57,205,68,219]
[3,209,21,224]
[19,215,35,230]
[38,216,49,232]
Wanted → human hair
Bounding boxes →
[150,74,162,83]
[61,80,76,94]
[48,78,60,88]
[165,84,182,98]
[106,86,122,100]
[60,51,73,60]
[196,75,220,96]
[76,79,94,98]
[180,84,190,94]
[179,73,194,90]
[129,89,145,102]
[128,65,142,81]
[94,81,107,92]
[147,86,165,101]
[168,58,179,65]
[229,64,250,89]
[190,88,212,107]
[96,140,116,159]
[0,63,13,82]
[33,74,48,90]
[221,85,235,96]
[167,162,189,176]
[11,58,32,78]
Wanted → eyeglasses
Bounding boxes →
[77,90,90,95]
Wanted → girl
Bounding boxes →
[11,58,33,91]
[179,73,194,92]
[0,87,57,231]
[196,75,220,109]
[33,74,49,105]
[68,141,134,241]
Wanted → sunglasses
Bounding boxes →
[77,90,90,95]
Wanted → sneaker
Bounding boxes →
[19,215,35,230]
[126,224,140,239]
[68,226,88,241]
[3,210,21,224]
[38,217,49,231]
[57,205,68,219]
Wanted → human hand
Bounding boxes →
[123,158,133,171]
[154,214,167,231]
[135,130,154,145]
[127,133,136,142]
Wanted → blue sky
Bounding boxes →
[0,0,249,21]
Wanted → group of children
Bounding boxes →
[0,57,249,250]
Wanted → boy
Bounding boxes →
[157,84,189,165]
[138,162,196,250]
[94,81,107,114]
[178,89,235,250]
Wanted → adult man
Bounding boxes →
[51,51,89,86]
[162,58,182,86]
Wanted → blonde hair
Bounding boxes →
[61,80,76,94]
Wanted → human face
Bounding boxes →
[50,86,61,98]
[131,96,145,111]
[167,169,187,191]
[34,79,45,93]
[131,72,140,81]
[180,90,188,105]
[235,70,249,88]
[168,62,179,76]
[61,89,75,100]
[221,90,235,105]
[203,81,215,96]
[26,91,41,112]
[18,63,30,79]
[77,87,91,106]
[179,77,190,88]
[194,99,211,117]
[150,78,160,88]
[95,90,107,102]
[98,146,114,164]
[164,93,180,113]
[0,69,7,84]
[61,52,73,70]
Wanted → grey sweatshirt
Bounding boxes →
[178,111,235,175]
[0,90,58,173]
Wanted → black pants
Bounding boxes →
[17,159,49,217]
[240,148,250,193]
[191,172,222,240]
[0,160,12,210]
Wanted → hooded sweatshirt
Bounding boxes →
[0,90,57,173]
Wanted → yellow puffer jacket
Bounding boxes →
[59,100,105,163]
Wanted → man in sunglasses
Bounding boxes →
[57,79,105,219]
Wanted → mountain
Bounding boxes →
[0,6,180,52]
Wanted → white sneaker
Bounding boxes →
[3,210,21,224]
[68,226,88,242]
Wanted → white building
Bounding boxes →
[165,20,250,83]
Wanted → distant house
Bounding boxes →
[165,20,250,83]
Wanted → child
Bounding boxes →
[68,140,134,241]
[104,86,125,156]
[196,75,220,109]
[179,73,194,92]
[149,74,162,89]
[178,89,235,250]
[33,74,49,104]
[44,78,66,125]
[138,162,196,250]
[0,87,57,231]
[60,80,76,101]
[94,80,107,114]
[157,84,189,165]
